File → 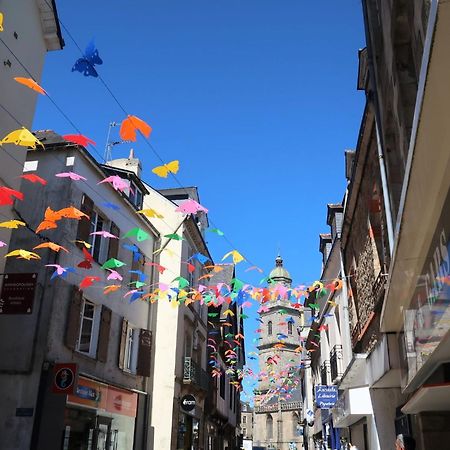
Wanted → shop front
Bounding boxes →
[62,376,139,450]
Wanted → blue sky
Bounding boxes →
[34,0,366,395]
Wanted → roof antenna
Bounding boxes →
[103,121,126,163]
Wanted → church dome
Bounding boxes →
[268,255,292,286]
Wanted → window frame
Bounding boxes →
[76,299,101,358]
[124,323,139,374]
[88,209,107,263]
[268,321,273,336]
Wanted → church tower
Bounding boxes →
[252,256,304,450]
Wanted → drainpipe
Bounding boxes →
[361,0,395,257]
[339,242,353,367]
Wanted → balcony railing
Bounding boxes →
[254,401,302,413]
[183,357,209,391]
[320,360,330,385]
[373,270,388,312]
[330,344,343,382]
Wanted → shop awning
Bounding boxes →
[381,0,450,333]
[402,383,450,414]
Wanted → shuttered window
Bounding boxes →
[136,329,152,377]
[97,306,112,362]
[65,287,83,350]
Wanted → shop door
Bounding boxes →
[94,416,112,450]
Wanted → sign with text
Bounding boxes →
[180,394,196,412]
[315,385,338,409]
[0,273,37,314]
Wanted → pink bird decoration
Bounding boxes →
[106,270,123,281]
[0,241,7,247]
[98,175,130,193]
[45,264,67,275]
[55,172,87,181]
[90,230,119,239]
[175,199,208,214]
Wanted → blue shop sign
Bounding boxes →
[315,385,338,409]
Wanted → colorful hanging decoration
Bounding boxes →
[0,187,24,206]
[98,175,130,192]
[0,220,25,229]
[1,127,44,149]
[19,174,47,185]
[151,160,179,178]
[72,40,103,77]
[63,134,96,147]
[137,208,163,219]
[55,172,87,181]
[33,242,69,253]
[222,250,244,264]
[175,199,208,214]
[119,115,152,142]
[13,77,46,95]
[0,12,4,32]
[5,249,40,260]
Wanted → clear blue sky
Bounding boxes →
[34,0,366,396]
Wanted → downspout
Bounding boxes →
[339,192,353,367]
[361,0,395,257]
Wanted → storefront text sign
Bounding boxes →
[52,363,77,394]
[315,385,338,409]
[181,394,196,412]
[0,273,37,314]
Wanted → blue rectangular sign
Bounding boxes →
[315,385,338,409]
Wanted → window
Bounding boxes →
[77,300,100,357]
[130,248,146,285]
[267,415,273,440]
[243,416,247,424]
[128,181,143,209]
[242,428,246,437]
[124,323,139,373]
[288,321,293,335]
[268,321,273,336]
[219,373,225,399]
[89,210,106,262]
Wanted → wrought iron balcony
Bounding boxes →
[183,357,209,391]
[320,360,330,386]
[330,344,343,382]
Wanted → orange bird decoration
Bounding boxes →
[36,207,63,233]
[33,242,69,253]
[57,206,89,220]
[0,186,24,206]
[13,77,46,95]
[120,115,152,142]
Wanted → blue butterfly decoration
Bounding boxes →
[72,40,103,77]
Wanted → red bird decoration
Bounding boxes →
[63,134,96,147]
[77,247,94,269]
[19,174,47,185]
[0,186,24,205]
[79,276,100,289]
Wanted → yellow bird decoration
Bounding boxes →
[0,12,4,32]
[137,208,164,218]
[5,249,40,260]
[151,160,179,178]
[1,127,44,149]
[0,220,26,229]
[222,250,244,264]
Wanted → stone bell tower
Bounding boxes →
[252,256,304,450]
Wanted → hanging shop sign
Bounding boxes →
[0,273,37,314]
[315,385,338,409]
[180,394,196,412]
[52,363,77,394]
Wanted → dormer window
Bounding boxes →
[128,181,143,209]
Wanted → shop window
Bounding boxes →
[267,415,273,439]
[77,300,100,357]
[268,321,273,335]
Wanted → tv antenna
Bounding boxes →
[103,121,127,163]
